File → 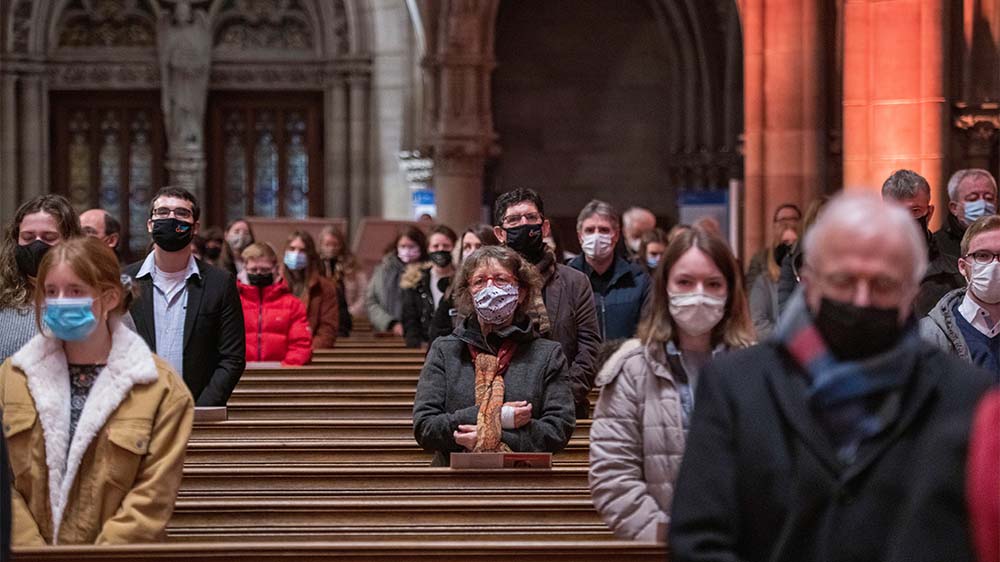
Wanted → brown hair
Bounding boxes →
[639,228,669,264]
[241,242,277,263]
[0,195,82,309]
[961,214,1000,257]
[283,230,322,298]
[638,226,755,349]
[452,245,543,319]
[33,237,136,329]
[459,224,501,262]
[764,224,800,283]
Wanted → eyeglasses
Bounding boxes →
[151,206,194,220]
[965,251,1000,265]
[469,274,515,292]
[501,212,542,228]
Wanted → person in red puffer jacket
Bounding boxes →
[238,242,312,365]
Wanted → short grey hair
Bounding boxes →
[803,193,928,285]
[881,169,930,201]
[622,206,655,229]
[947,169,998,202]
[577,199,621,233]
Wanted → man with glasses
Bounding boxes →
[492,188,601,418]
[670,193,991,562]
[124,186,246,406]
[745,203,801,291]
[921,214,1000,381]
[880,169,965,316]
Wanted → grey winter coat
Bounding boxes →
[749,275,780,340]
[588,339,687,542]
[919,288,972,362]
[412,317,576,466]
[365,253,407,331]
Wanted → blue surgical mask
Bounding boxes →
[43,297,98,341]
[646,257,660,269]
[964,199,997,225]
[283,251,308,271]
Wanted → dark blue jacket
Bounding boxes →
[568,255,651,341]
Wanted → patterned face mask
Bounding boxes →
[473,283,519,326]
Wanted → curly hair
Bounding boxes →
[452,245,543,319]
[0,195,82,309]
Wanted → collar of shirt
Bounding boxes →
[136,251,200,282]
[958,291,1000,338]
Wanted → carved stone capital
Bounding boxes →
[954,103,1000,159]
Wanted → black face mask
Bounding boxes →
[204,245,222,260]
[504,223,546,263]
[248,272,274,287]
[814,297,906,360]
[327,256,339,271]
[774,242,792,267]
[151,218,194,253]
[428,250,453,268]
[15,239,53,278]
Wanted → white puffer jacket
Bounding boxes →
[588,338,686,542]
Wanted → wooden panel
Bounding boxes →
[245,216,347,258]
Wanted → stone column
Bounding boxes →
[0,72,19,223]
[740,0,827,260]
[19,72,45,201]
[348,74,371,229]
[843,0,949,227]
[434,147,487,232]
[325,76,350,221]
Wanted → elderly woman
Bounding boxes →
[412,245,576,466]
[589,226,755,541]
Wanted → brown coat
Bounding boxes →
[301,275,339,349]
[1,323,194,545]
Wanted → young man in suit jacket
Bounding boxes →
[669,194,993,562]
[123,186,246,406]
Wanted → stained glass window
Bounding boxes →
[68,111,91,208]
[98,111,121,219]
[285,113,308,219]
[224,111,247,225]
[128,112,153,256]
[253,112,279,217]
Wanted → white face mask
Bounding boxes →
[669,291,727,337]
[627,237,642,252]
[967,260,1000,304]
[581,233,614,260]
[474,283,520,326]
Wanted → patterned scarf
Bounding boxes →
[775,292,919,464]
[525,250,554,336]
[468,340,518,453]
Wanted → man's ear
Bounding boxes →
[193,221,200,236]
[494,226,506,244]
[107,233,120,249]
[542,219,551,239]
[926,205,935,223]
[950,200,960,219]
[147,219,153,233]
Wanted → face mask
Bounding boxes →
[151,218,194,253]
[814,297,904,360]
[964,199,997,226]
[204,245,222,260]
[43,297,98,341]
[669,291,727,337]
[283,251,308,271]
[504,223,546,263]
[429,250,453,268]
[581,233,614,260]
[398,247,421,264]
[248,272,274,287]
[227,233,252,252]
[15,239,53,278]
[774,243,791,267]
[966,260,1000,304]
[627,238,642,252]
[473,282,520,326]
[646,256,661,270]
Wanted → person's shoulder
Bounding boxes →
[703,343,783,385]
[122,259,143,277]
[197,260,234,282]
[555,262,588,283]
[918,345,993,397]
[151,354,195,404]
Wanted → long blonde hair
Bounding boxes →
[638,226,755,349]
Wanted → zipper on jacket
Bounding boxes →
[600,295,607,340]
[257,286,264,361]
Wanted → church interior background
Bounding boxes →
[1,0,998,262]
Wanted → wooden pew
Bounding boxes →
[190,419,592,441]
[15,541,668,561]
[241,365,421,376]
[183,437,591,465]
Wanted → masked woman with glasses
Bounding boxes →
[400,225,458,349]
[0,236,194,545]
[412,245,576,466]
[588,226,755,541]
[0,195,82,362]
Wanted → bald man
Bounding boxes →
[80,209,121,254]
[670,193,992,562]
[622,206,656,259]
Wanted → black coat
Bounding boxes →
[401,268,441,348]
[124,258,247,406]
[669,342,992,562]
[932,212,965,262]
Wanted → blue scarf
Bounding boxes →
[774,292,920,464]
